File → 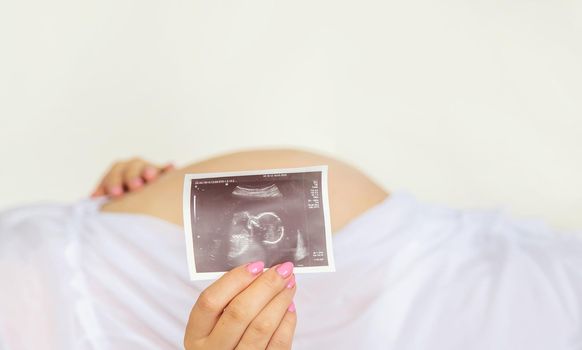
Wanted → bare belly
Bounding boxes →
[100,149,388,233]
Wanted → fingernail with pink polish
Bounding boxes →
[286,274,296,289]
[109,185,123,196]
[246,261,265,275]
[143,167,158,180]
[128,178,144,189]
[276,262,294,278]
[288,302,296,313]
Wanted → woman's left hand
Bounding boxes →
[91,157,174,198]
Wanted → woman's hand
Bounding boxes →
[91,157,174,198]
[185,261,297,350]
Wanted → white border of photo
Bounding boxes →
[183,165,335,281]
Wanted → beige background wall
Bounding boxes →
[0,0,580,230]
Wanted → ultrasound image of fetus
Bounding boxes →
[219,183,308,268]
[191,172,327,274]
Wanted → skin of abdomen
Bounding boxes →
[100,149,388,233]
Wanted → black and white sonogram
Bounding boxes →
[183,166,334,280]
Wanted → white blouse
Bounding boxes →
[0,192,580,349]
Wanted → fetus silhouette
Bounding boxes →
[224,184,306,267]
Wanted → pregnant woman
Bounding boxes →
[0,149,580,349]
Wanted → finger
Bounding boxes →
[90,186,106,198]
[143,162,174,182]
[90,164,117,197]
[186,261,265,341]
[90,177,106,197]
[102,161,125,197]
[162,162,175,172]
[122,158,148,191]
[266,304,297,350]
[236,275,296,349]
[142,165,161,182]
[208,262,294,349]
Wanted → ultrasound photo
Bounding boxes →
[183,166,334,280]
